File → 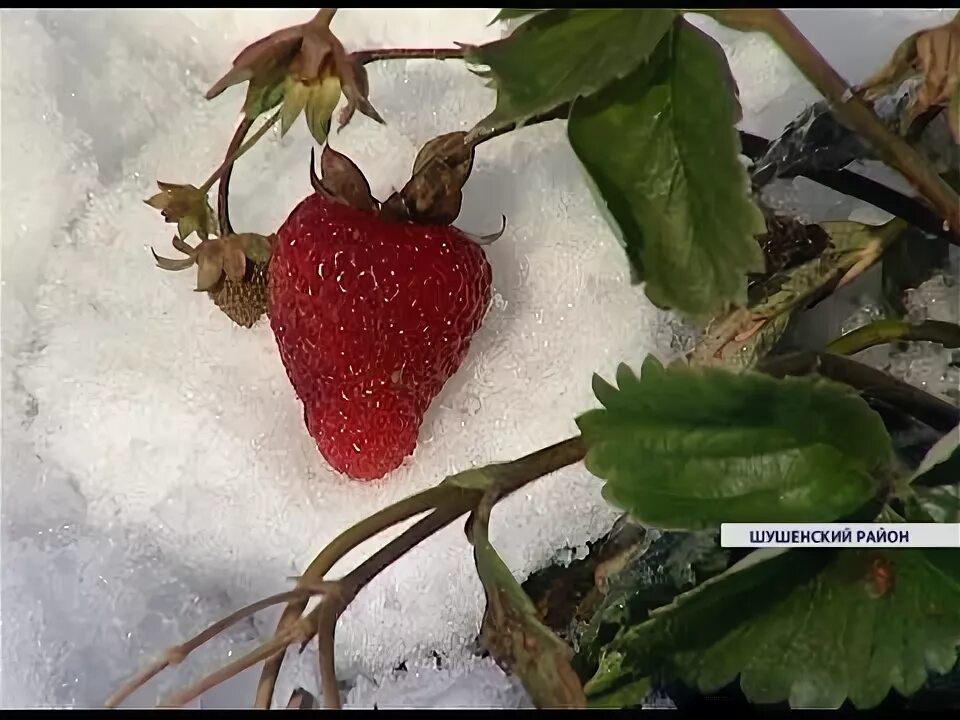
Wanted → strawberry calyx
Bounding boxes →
[152,232,275,292]
[309,138,507,243]
[205,8,381,144]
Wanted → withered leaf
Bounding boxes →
[692,218,907,368]
[468,492,587,709]
[316,145,377,212]
[860,11,960,134]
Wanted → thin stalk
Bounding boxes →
[217,117,254,237]
[826,319,960,356]
[199,110,281,194]
[706,9,960,236]
[351,47,465,65]
[256,437,585,708]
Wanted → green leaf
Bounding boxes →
[576,357,891,530]
[493,8,546,23]
[469,495,586,708]
[913,485,960,522]
[911,425,960,487]
[568,21,766,318]
[575,530,728,679]
[467,9,676,132]
[587,545,960,709]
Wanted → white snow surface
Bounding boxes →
[1,7,953,709]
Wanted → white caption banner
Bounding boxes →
[721,523,960,548]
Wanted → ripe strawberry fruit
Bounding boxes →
[268,191,492,480]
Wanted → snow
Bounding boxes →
[0,7,953,710]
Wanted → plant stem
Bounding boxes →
[104,587,329,708]
[199,109,281,195]
[740,131,957,245]
[707,9,960,236]
[758,351,960,432]
[316,605,341,709]
[826,320,960,356]
[217,117,254,236]
[351,47,465,65]
[254,436,584,708]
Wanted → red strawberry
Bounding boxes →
[268,192,492,480]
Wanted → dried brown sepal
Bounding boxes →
[314,145,378,212]
[152,241,196,272]
[458,215,507,246]
[145,182,216,242]
[195,241,227,292]
[381,131,477,226]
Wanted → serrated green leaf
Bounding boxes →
[911,425,960,487]
[304,76,342,145]
[467,9,676,133]
[568,21,766,319]
[576,360,891,530]
[588,542,960,709]
[281,78,310,137]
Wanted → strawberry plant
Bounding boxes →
[110,8,960,710]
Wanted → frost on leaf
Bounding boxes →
[576,356,891,530]
[466,9,676,134]
[568,20,766,319]
[586,540,960,709]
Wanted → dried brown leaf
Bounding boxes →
[861,12,960,133]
